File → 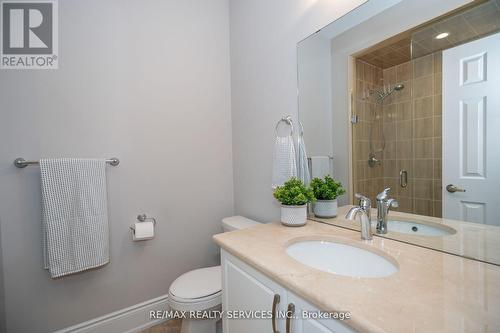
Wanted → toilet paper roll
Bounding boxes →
[133,221,155,241]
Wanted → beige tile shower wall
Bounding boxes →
[353,60,384,204]
[382,52,442,217]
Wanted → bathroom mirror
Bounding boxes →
[298,0,500,265]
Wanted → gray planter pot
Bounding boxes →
[280,204,307,227]
[313,199,338,218]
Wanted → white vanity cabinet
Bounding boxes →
[221,250,357,333]
[222,250,288,333]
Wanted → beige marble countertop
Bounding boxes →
[213,220,500,333]
[312,205,500,266]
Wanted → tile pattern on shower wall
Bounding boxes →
[382,60,413,213]
[353,60,384,204]
[382,52,442,217]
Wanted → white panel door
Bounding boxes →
[443,32,500,225]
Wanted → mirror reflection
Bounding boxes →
[298,0,500,265]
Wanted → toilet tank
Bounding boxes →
[222,216,260,232]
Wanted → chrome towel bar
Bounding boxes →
[13,157,120,168]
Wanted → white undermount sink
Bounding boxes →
[387,220,455,237]
[286,240,398,278]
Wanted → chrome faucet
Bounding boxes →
[345,193,372,240]
[376,188,399,234]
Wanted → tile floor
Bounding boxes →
[140,319,181,333]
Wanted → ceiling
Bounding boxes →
[356,36,411,68]
[357,0,500,68]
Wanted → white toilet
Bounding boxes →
[168,216,260,333]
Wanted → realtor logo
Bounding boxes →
[1,1,58,69]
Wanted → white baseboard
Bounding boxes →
[54,295,170,333]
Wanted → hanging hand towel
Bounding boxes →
[297,124,311,185]
[272,121,297,188]
[310,156,331,179]
[40,158,110,278]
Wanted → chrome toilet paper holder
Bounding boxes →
[130,214,157,234]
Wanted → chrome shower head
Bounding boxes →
[367,82,405,102]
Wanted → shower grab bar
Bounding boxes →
[14,157,120,168]
[400,170,408,188]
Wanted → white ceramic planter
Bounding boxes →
[280,204,307,227]
[313,199,338,218]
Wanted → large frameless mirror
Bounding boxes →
[298,0,500,265]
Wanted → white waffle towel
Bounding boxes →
[40,158,110,278]
[272,135,297,188]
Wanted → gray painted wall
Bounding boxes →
[229,0,366,222]
[0,0,232,332]
[0,224,5,333]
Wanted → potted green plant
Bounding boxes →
[273,177,315,226]
[310,175,345,218]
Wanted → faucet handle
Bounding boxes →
[388,198,399,208]
[376,188,391,201]
[355,193,371,210]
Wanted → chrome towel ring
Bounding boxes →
[275,115,294,136]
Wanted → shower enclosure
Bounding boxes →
[353,48,443,218]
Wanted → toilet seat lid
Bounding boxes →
[169,266,221,299]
